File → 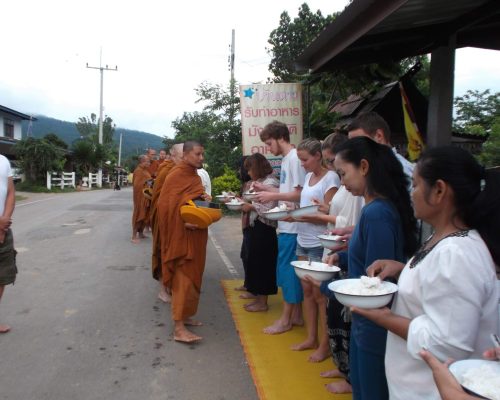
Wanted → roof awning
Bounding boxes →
[296,0,500,72]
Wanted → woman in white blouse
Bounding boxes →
[352,146,500,400]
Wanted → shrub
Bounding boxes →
[212,166,241,196]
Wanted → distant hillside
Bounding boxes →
[21,115,165,158]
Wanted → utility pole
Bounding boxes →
[228,29,236,125]
[118,132,123,167]
[86,49,118,187]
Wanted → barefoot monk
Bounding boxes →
[150,143,183,303]
[157,141,210,343]
[131,155,151,243]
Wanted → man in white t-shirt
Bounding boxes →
[0,154,16,333]
[347,111,414,182]
[254,121,306,335]
[196,167,211,196]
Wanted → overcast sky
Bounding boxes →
[1,0,499,138]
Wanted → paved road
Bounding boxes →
[1,188,257,400]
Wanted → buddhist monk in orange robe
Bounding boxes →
[151,144,184,303]
[157,141,210,343]
[158,149,168,165]
[147,148,160,178]
[131,155,151,243]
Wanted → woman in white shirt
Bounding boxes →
[292,138,340,362]
[353,146,500,400]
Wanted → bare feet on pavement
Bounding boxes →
[131,237,140,244]
[239,292,256,299]
[325,380,352,394]
[158,291,171,303]
[263,320,292,335]
[308,347,331,362]
[320,369,345,379]
[183,318,203,326]
[291,339,317,351]
[234,285,247,291]
[174,326,202,343]
[244,303,268,312]
[0,324,11,333]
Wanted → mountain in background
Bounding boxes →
[21,115,166,159]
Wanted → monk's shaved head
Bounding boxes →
[183,140,203,154]
[170,143,184,157]
[139,154,150,163]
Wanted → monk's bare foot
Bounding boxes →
[158,291,171,303]
[0,324,11,333]
[239,293,256,299]
[320,369,345,379]
[131,238,140,244]
[263,320,292,335]
[184,318,203,326]
[291,317,304,326]
[234,285,247,291]
[244,303,268,312]
[174,327,202,343]
[308,347,331,362]
[138,233,148,239]
[291,339,317,351]
[325,380,352,394]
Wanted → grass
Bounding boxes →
[15,181,77,193]
[15,195,27,202]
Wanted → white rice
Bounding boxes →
[461,365,500,400]
[337,276,392,295]
[268,204,288,212]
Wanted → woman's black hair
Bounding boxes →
[336,136,419,257]
[417,146,500,267]
[238,156,251,183]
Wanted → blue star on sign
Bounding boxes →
[243,88,255,98]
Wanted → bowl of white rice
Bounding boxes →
[318,234,345,250]
[291,261,341,281]
[328,276,398,309]
[449,359,500,400]
[225,198,244,211]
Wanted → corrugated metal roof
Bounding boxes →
[296,0,500,72]
[0,105,37,121]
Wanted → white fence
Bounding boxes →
[46,172,76,190]
[88,172,100,188]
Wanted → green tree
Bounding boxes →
[71,139,107,177]
[453,90,500,135]
[168,81,242,178]
[44,133,68,149]
[75,113,116,146]
[267,3,430,138]
[478,117,500,167]
[13,137,66,183]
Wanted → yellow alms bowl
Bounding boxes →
[180,205,212,229]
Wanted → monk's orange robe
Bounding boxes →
[157,161,206,321]
[148,159,160,178]
[132,164,152,233]
[150,159,175,280]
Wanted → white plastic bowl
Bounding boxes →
[449,359,500,399]
[242,192,258,201]
[328,279,398,309]
[318,234,345,249]
[225,202,244,211]
[215,194,235,201]
[291,261,341,281]
[263,210,289,220]
[289,204,320,218]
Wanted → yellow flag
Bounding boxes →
[399,82,425,161]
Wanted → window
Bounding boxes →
[3,119,14,138]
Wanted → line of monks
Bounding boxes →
[131,142,211,343]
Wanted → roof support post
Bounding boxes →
[426,35,456,147]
